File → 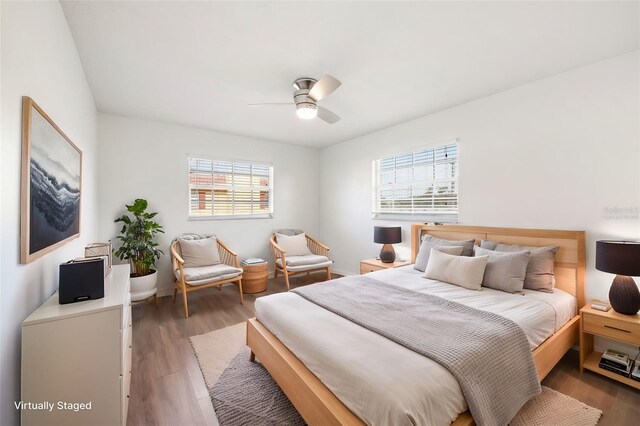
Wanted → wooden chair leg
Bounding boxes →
[172,287,177,303]
[274,268,279,279]
[284,271,291,291]
[238,279,244,305]
[326,267,332,281]
[182,287,189,318]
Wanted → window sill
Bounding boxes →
[372,213,458,223]
[188,214,273,221]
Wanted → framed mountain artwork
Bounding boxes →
[21,97,82,264]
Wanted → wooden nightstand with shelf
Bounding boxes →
[579,305,640,390]
[360,258,411,274]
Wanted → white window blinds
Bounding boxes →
[372,142,458,221]
[188,157,273,218]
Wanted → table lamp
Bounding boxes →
[374,226,402,263]
[595,240,640,315]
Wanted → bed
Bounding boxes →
[246,224,586,426]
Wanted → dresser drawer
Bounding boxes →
[121,323,132,374]
[582,312,640,345]
[120,366,132,426]
[121,293,131,329]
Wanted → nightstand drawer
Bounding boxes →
[582,312,640,344]
[360,264,384,274]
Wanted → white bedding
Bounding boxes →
[255,266,576,426]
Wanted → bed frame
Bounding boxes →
[246,224,586,426]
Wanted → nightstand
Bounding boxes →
[360,258,411,274]
[579,305,640,390]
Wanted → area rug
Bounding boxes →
[190,324,602,426]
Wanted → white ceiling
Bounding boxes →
[61,1,639,148]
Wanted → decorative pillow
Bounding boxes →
[480,239,498,250]
[423,249,488,291]
[275,233,312,256]
[474,246,530,293]
[179,237,220,268]
[413,235,476,272]
[432,246,464,256]
[481,240,559,292]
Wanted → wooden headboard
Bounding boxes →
[411,224,586,309]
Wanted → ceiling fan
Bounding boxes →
[249,75,342,124]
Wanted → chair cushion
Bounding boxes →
[275,233,312,256]
[274,229,304,236]
[276,254,330,267]
[179,236,220,267]
[279,260,334,272]
[176,264,242,285]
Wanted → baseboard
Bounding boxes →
[155,268,351,299]
[331,268,356,277]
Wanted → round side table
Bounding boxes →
[242,261,269,294]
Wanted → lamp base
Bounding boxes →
[379,244,396,263]
[609,275,640,315]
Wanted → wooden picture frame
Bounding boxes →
[21,97,82,264]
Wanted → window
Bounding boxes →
[188,157,273,219]
[372,142,458,221]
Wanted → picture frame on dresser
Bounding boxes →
[20,96,82,264]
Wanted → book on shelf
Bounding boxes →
[591,299,611,312]
[600,357,630,370]
[602,349,629,367]
[631,363,640,382]
[599,359,632,377]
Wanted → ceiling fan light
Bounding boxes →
[296,103,317,120]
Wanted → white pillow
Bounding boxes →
[275,233,312,256]
[179,237,220,268]
[423,249,488,291]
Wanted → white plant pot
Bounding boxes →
[130,269,158,302]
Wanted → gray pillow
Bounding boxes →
[432,245,464,256]
[480,239,498,250]
[481,240,559,292]
[179,237,221,268]
[474,246,530,293]
[414,235,475,272]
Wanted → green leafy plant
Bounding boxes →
[114,199,164,277]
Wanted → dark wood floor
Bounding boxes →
[128,275,640,426]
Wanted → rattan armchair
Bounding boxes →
[270,232,332,290]
[171,235,243,318]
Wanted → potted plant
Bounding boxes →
[114,198,164,302]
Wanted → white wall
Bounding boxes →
[97,114,320,296]
[0,2,98,425]
[320,51,640,304]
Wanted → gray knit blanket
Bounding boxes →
[292,275,541,426]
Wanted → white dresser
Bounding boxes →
[21,264,132,426]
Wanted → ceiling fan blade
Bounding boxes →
[317,106,341,124]
[308,75,341,101]
[248,103,294,107]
